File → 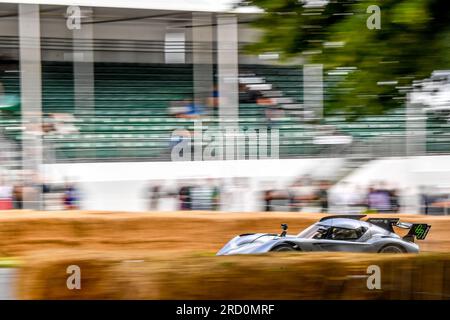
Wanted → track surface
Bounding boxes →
[0,211,448,255]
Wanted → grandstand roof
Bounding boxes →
[0,0,261,13]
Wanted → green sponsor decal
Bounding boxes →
[414,225,427,239]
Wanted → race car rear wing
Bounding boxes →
[401,223,431,242]
[366,218,431,241]
[366,218,399,232]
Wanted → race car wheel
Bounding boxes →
[271,244,297,252]
[378,244,405,253]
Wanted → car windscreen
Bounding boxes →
[297,224,329,239]
[327,226,366,240]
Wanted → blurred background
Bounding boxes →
[0,0,449,214]
[0,0,449,301]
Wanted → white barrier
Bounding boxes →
[42,158,344,211]
[0,269,17,300]
[42,155,450,212]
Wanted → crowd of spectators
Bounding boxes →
[145,177,329,213]
[0,173,447,215]
[144,178,447,215]
[0,174,80,211]
[329,182,400,214]
[147,179,222,211]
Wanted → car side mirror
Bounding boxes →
[280,223,288,237]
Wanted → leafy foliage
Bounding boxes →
[241,0,450,118]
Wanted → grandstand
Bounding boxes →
[2,60,448,162]
[1,60,312,161]
[0,1,449,212]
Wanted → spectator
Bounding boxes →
[169,100,189,118]
[239,84,262,103]
[367,184,391,213]
[316,180,330,213]
[63,182,79,210]
[171,98,204,119]
[207,85,219,109]
[149,185,162,210]
[42,113,56,134]
[41,113,78,135]
[264,190,275,212]
[178,184,192,210]
[419,186,430,215]
[211,182,221,211]
[184,99,204,118]
[0,178,13,210]
[12,183,23,209]
[238,83,249,103]
[263,188,289,212]
[389,188,400,213]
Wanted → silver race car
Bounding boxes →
[217,215,431,255]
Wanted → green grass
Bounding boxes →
[0,257,21,268]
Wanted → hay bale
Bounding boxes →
[16,250,450,300]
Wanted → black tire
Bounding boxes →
[271,244,297,252]
[378,244,405,253]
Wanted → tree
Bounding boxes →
[241,0,450,119]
